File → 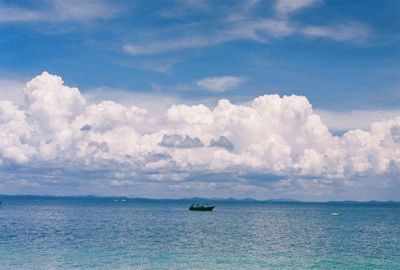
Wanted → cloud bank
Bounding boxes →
[1,72,400,199]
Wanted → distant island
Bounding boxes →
[0,194,399,205]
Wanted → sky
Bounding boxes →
[0,0,399,200]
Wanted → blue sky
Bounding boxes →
[0,0,400,200]
[1,0,399,110]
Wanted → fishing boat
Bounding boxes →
[189,203,215,211]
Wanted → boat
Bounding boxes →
[331,212,342,216]
[189,203,215,211]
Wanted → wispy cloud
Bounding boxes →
[303,22,371,42]
[0,0,119,24]
[138,60,180,74]
[123,0,371,56]
[197,76,245,92]
[51,0,119,21]
[0,6,41,23]
[123,36,226,55]
[229,18,296,41]
[123,18,296,55]
[275,0,319,16]
[116,56,182,74]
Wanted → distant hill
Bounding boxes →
[0,194,399,205]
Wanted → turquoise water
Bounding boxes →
[0,197,399,269]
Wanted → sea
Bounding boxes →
[0,196,399,270]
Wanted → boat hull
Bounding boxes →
[189,206,215,211]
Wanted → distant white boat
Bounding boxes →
[331,212,342,216]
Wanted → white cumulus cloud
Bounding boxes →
[0,72,399,198]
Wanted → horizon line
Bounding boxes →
[0,194,399,204]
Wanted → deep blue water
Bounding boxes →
[0,197,399,269]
